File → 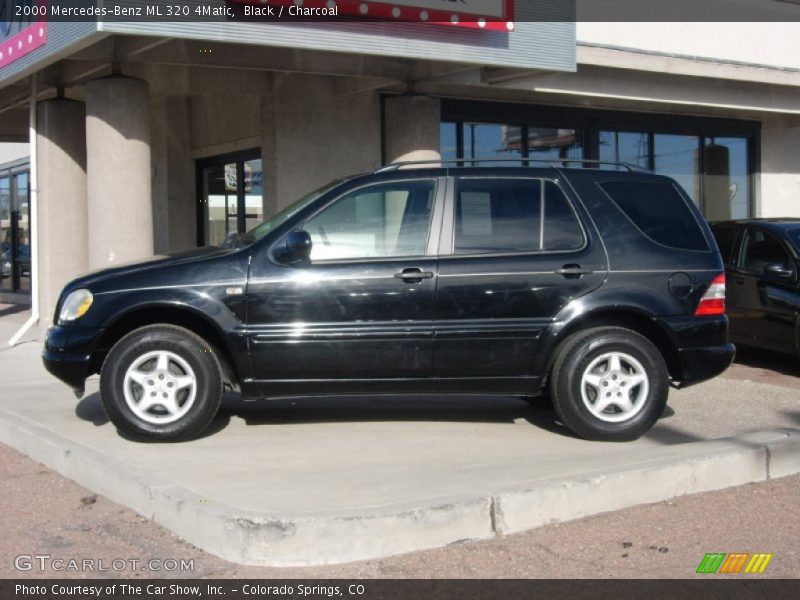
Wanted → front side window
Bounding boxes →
[738,230,791,276]
[303,180,435,261]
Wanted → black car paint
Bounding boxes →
[712,219,800,356]
[44,167,734,399]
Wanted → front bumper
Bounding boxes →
[42,325,103,394]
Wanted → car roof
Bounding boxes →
[712,218,800,233]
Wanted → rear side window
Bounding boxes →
[599,180,709,251]
[711,226,739,263]
[454,178,584,254]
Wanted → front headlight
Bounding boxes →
[59,289,94,323]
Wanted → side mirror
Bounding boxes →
[763,262,794,281]
[279,230,312,264]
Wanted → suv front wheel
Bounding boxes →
[100,324,223,441]
[551,326,668,441]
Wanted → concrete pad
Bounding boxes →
[1,321,800,566]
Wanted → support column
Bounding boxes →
[36,98,87,335]
[86,76,153,268]
[384,95,441,164]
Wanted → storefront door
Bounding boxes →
[196,150,263,247]
[0,170,30,296]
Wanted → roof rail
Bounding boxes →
[374,157,649,173]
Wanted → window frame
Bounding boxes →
[289,177,442,265]
[736,227,796,280]
[441,175,587,258]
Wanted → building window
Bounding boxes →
[440,102,756,221]
[599,131,650,170]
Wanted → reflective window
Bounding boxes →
[304,180,435,260]
[600,180,709,251]
[440,122,458,162]
[0,177,9,292]
[653,134,701,205]
[544,181,584,251]
[529,128,583,163]
[739,229,791,275]
[14,172,29,292]
[704,137,749,221]
[244,159,263,233]
[599,131,649,170]
[455,178,541,254]
[463,123,523,164]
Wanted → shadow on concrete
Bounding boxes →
[75,393,108,426]
[77,389,703,445]
[0,304,29,319]
[734,345,800,379]
[216,393,574,437]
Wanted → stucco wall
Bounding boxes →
[760,114,800,217]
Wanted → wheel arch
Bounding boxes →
[91,304,241,389]
[538,308,681,384]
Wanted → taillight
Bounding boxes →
[694,273,726,316]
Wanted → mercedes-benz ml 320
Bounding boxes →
[44,160,735,441]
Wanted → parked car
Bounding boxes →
[711,219,800,356]
[43,161,734,442]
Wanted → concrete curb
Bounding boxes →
[1,405,799,566]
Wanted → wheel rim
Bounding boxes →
[579,351,649,423]
[122,350,197,425]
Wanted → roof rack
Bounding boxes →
[374,157,649,173]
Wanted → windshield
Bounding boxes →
[786,227,800,254]
[237,179,344,246]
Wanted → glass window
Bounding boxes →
[544,181,584,251]
[739,230,791,275]
[304,180,435,260]
[14,172,30,292]
[463,123,523,164]
[704,137,749,221]
[710,225,739,264]
[528,127,584,162]
[440,122,458,162]
[653,134,701,206]
[454,178,542,254]
[244,159,263,233]
[600,180,708,251]
[599,131,650,170]
[0,177,10,292]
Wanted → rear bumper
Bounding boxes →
[659,314,735,387]
[42,325,103,394]
[675,343,736,388]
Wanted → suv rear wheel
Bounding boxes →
[550,326,668,441]
[100,324,223,441]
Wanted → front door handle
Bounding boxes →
[556,264,593,278]
[394,268,434,282]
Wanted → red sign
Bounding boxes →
[232,0,515,31]
[0,22,48,69]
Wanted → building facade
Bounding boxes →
[0,1,799,335]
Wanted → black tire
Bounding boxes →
[100,324,223,441]
[550,326,668,441]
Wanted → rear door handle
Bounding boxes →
[394,268,434,282]
[556,264,593,278]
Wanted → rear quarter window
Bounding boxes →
[599,180,709,251]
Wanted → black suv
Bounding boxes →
[44,161,734,442]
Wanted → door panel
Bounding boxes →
[730,228,799,350]
[434,176,607,377]
[246,178,442,386]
